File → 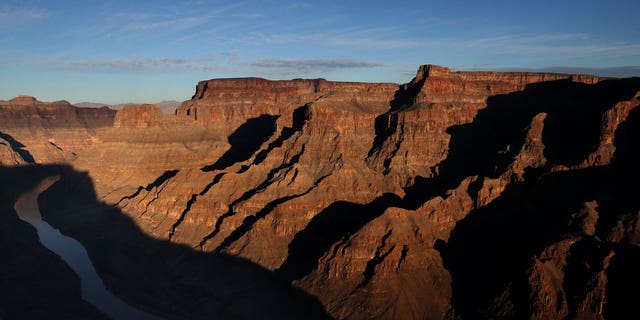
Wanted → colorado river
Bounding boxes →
[14,176,162,320]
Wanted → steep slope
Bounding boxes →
[0,166,107,320]
[1,65,639,319]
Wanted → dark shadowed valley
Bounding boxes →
[1,65,640,319]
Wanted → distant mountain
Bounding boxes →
[74,100,182,114]
[74,102,110,109]
[155,101,182,114]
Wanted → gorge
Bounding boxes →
[1,65,639,319]
[13,177,159,320]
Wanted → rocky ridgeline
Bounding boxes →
[1,65,639,319]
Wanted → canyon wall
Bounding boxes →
[1,65,639,319]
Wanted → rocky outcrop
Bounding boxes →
[1,65,639,320]
[408,65,601,105]
[366,65,608,183]
[114,104,164,128]
[177,78,397,131]
[0,96,115,129]
[0,97,116,164]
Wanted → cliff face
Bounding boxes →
[1,66,639,320]
[366,65,607,183]
[0,96,115,164]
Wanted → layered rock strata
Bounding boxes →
[1,65,639,319]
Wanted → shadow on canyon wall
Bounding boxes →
[598,105,640,319]
[2,76,639,319]
[401,77,640,209]
[250,105,308,168]
[275,76,640,317]
[0,165,107,319]
[436,79,640,318]
[277,193,402,281]
[0,164,331,320]
[201,114,279,172]
[279,78,640,297]
[0,130,36,163]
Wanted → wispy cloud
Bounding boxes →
[451,34,639,57]
[245,29,640,60]
[67,3,242,40]
[513,33,590,43]
[196,51,238,63]
[246,27,419,49]
[40,54,383,76]
[449,34,640,61]
[121,16,210,32]
[0,6,47,28]
[373,32,589,50]
[250,58,383,74]
[70,57,189,70]
[233,12,264,19]
[442,33,583,49]
[399,69,419,76]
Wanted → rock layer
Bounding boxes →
[1,65,639,319]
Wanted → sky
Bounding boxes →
[0,0,639,104]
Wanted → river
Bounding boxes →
[13,176,162,320]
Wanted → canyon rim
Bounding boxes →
[1,64,640,319]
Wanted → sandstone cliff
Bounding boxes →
[0,96,115,164]
[1,65,639,319]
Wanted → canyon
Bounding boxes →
[1,64,639,319]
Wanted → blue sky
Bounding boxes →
[1,0,639,104]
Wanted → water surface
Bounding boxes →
[14,176,162,320]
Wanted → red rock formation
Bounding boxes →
[366,65,608,184]
[114,104,164,128]
[1,65,639,320]
[0,97,115,163]
[177,78,397,132]
[411,65,601,104]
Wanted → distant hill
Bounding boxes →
[155,101,183,114]
[74,100,182,114]
[74,102,109,109]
